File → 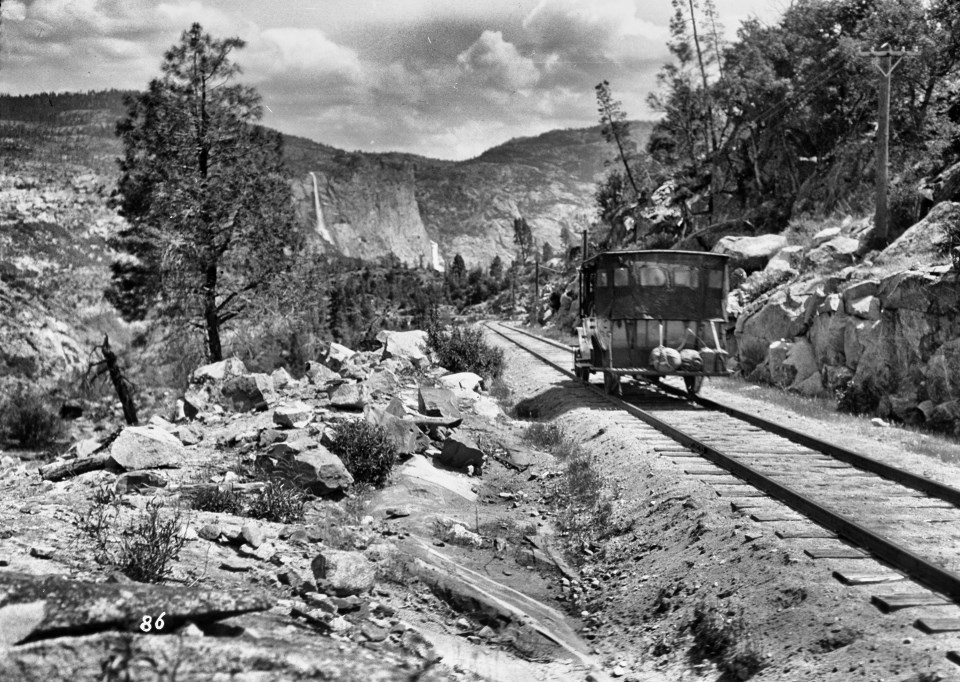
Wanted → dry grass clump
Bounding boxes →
[82,490,186,583]
[689,600,766,680]
[246,480,306,524]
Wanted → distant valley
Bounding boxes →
[2,91,653,269]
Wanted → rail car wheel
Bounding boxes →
[684,375,704,397]
[603,371,622,396]
[575,366,591,382]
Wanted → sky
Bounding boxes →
[0,0,787,160]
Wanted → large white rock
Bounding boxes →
[109,426,185,471]
[438,372,483,393]
[311,549,376,597]
[377,330,429,365]
[713,234,788,271]
[324,343,357,372]
[273,401,314,429]
[784,339,819,388]
[190,357,247,384]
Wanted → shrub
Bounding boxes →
[690,600,766,680]
[327,420,399,488]
[0,384,63,448]
[246,480,306,524]
[835,378,881,416]
[82,493,186,583]
[738,339,769,377]
[488,376,512,405]
[118,498,187,583]
[191,484,244,515]
[523,422,579,459]
[426,323,505,379]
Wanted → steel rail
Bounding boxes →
[494,322,960,507]
[486,321,960,602]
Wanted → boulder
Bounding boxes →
[182,384,217,419]
[843,318,879,370]
[735,289,805,349]
[877,270,941,312]
[221,374,276,412]
[924,338,960,404]
[305,361,341,386]
[784,339,819,388]
[267,437,316,456]
[847,296,881,320]
[438,372,483,393]
[712,234,788,271]
[270,367,294,390]
[473,396,502,421]
[258,445,353,496]
[418,386,462,426]
[766,339,793,386]
[273,401,314,429]
[108,426,185,471]
[812,226,841,246]
[930,400,960,430]
[190,357,247,384]
[852,311,929,393]
[115,470,168,494]
[377,330,429,366]
[324,343,357,372]
[437,436,485,474]
[172,425,200,446]
[328,383,368,410]
[840,279,880,306]
[804,236,860,270]
[363,368,401,397]
[877,201,959,265]
[364,406,420,455]
[311,549,376,597]
[809,309,847,367]
[763,245,804,275]
[790,371,826,397]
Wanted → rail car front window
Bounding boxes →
[614,267,629,287]
[707,269,723,289]
[637,266,667,287]
[673,267,699,289]
[596,271,608,288]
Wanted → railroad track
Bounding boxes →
[486,320,960,640]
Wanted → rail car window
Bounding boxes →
[674,267,699,289]
[637,266,667,287]
[613,267,630,287]
[596,271,608,288]
[707,269,723,288]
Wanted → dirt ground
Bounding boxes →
[482,329,960,682]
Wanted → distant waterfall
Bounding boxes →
[309,172,334,244]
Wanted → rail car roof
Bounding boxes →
[580,249,729,270]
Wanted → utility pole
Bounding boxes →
[532,255,540,326]
[859,47,911,250]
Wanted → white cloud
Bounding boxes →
[2,1,27,21]
[243,28,363,81]
[457,30,540,91]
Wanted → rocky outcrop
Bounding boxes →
[735,262,960,431]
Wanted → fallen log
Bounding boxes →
[39,453,115,482]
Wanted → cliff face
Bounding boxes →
[284,124,654,268]
[290,155,435,267]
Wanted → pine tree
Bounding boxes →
[110,23,300,361]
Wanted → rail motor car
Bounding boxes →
[574,249,732,395]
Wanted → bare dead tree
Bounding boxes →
[85,335,139,426]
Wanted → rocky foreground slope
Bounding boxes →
[0,329,606,681]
